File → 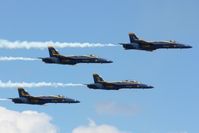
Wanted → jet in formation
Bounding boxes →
[9,88,80,105]
[86,73,153,90]
[39,46,113,65]
[120,33,192,51]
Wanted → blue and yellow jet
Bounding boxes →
[10,88,80,105]
[87,73,153,90]
[120,33,192,51]
[39,46,112,65]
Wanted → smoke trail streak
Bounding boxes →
[0,57,39,61]
[0,98,9,101]
[0,81,85,88]
[0,39,117,49]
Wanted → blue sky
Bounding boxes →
[0,0,198,133]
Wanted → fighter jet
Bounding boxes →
[10,88,80,105]
[120,33,192,51]
[39,46,112,65]
[86,73,153,90]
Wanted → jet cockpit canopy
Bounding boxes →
[89,54,96,57]
[57,95,65,98]
[168,40,176,43]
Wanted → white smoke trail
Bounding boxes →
[0,57,38,61]
[0,98,9,101]
[0,81,85,88]
[0,39,116,49]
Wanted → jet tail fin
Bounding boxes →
[48,46,60,57]
[18,88,30,97]
[129,32,139,43]
[93,73,104,83]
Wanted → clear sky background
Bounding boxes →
[0,0,198,133]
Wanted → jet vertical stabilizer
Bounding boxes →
[93,74,104,83]
[18,88,30,97]
[48,46,60,57]
[129,32,139,43]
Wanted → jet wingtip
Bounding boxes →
[76,100,80,103]
[128,32,135,35]
[48,45,54,48]
[93,73,98,75]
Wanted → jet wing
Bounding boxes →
[58,55,79,60]
[29,96,43,100]
[140,41,155,47]
[27,97,48,105]
[102,82,119,89]
[138,41,156,51]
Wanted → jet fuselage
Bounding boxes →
[87,81,153,90]
[120,33,192,51]
[10,88,80,105]
[11,96,80,105]
[41,55,112,65]
[122,41,192,51]
[40,46,112,65]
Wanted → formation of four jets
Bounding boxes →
[10,33,192,105]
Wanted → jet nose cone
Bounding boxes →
[147,85,154,89]
[100,59,113,63]
[106,60,113,63]
[143,84,154,89]
[75,100,80,103]
[182,44,192,48]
